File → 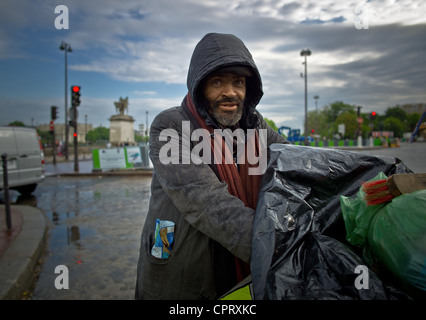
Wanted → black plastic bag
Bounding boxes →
[251,144,412,300]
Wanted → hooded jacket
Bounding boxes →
[135,33,287,300]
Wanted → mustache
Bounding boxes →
[212,97,244,108]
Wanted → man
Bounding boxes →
[135,33,288,300]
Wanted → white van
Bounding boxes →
[0,126,45,195]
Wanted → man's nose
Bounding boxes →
[221,82,237,98]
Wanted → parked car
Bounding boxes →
[0,126,45,195]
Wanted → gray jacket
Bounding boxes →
[135,33,288,300]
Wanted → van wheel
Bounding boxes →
[15,184,37,195]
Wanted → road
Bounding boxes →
[3,141,425,300]
[352,141,426,173]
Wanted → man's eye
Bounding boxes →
[212,79,222,86]
[235,79,245,86]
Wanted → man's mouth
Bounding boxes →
[218,103,238,111]
[213,98,242,112]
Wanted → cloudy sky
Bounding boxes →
[1,0,425,133]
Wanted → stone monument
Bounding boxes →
[109,97,135,146]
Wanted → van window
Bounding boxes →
[0,129,15,154]
[15,130,39,153]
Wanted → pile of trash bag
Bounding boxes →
[341,172,426,296]
[251,143,419,300]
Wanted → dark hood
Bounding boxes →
[186,33,263,129]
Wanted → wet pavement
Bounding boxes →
[44,159,94,175]
[16,174,152,300]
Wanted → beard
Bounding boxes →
[208,97,244,128]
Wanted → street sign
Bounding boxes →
[338,123,345,136]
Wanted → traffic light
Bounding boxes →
[71,86,81,107]
[370,111,377,120]
[73,132,77,138]
[51,106,58,120]
[68,120,76,128]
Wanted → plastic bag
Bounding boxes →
[340,172,388,247]
[341,175,426,295]
[251,144,412,300]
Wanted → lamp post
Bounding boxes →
[300,49,311,145]
[60,41,72,160]
[145,111,149,137]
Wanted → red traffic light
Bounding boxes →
[371,111,376,116]
[72,86,80,93]
[73,133,77,138]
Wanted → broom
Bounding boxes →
[362,173,426,206]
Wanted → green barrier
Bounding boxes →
[219,276,253,300]
[92,149,101,170]
[92,146,145,171]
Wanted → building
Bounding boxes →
[402,103,425,115]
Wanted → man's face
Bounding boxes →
[202,72,246,128]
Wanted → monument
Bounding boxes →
[109,97,135,146]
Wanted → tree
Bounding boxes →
[86,126,109,143]
[308,101,356,139]
[406,112,421,132]
[264,117,278,132]
[383,117,404,138]
[385,107,406,121]
[307,109,328,137]
[323,101,356,123]
[335,112,358,139]
[8,121,26,127]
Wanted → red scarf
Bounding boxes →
[185,93,262,282]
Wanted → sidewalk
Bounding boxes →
[0,205,47,299]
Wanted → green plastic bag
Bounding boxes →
[340,173,426,293]
[340,172,387,247]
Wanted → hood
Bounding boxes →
[186,33,263,129]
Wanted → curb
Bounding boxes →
[0,205,47,300]
[46,169,153,178]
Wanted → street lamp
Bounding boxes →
[145,111,149,137]
[300,49,311,145]
[60,41,72,160]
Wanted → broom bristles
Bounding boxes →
[361,179,394,205]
